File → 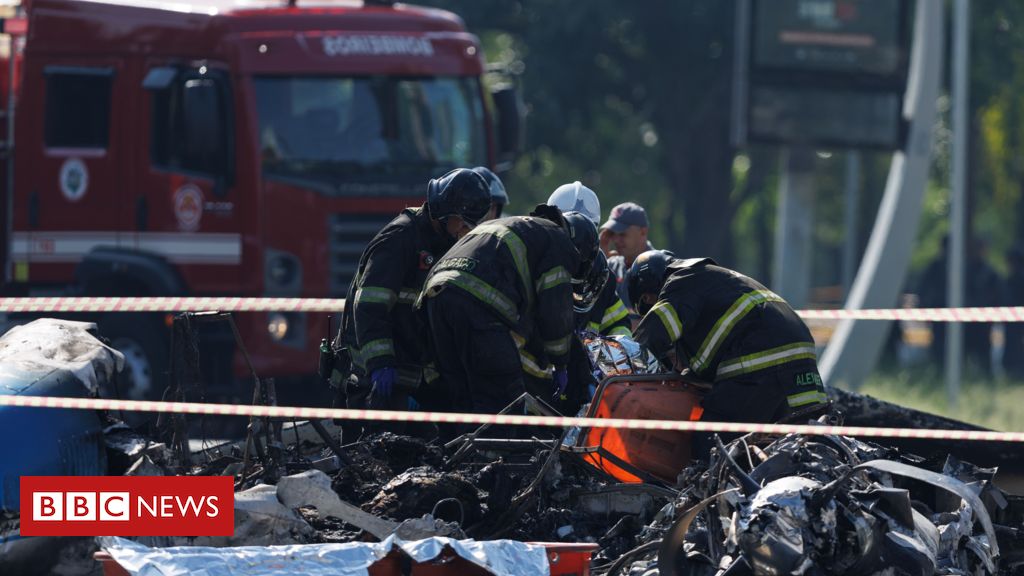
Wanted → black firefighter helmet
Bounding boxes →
[472,166,509,209]
[563,210,599,281]
[627,249,674,316]
[529,205,599,281]
[426,168,492,226]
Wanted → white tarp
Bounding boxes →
[99,535,551,576]
[0,318,124,395]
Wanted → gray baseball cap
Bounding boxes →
[601,202,649,232]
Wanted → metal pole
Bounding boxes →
[772,147,815,310]
[5,32,15,285]
[773,149,789,297]
[947,0,970,410]
[842,151,861,298]
[730,0,751,147]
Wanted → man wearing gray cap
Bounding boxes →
[601,202,655,312]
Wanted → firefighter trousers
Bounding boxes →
[693,360,827,459]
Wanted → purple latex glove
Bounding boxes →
[553,366,569,401]
[368,366,396,409]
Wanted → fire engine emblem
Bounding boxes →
[173,184,204,232]
[59,158,89,202]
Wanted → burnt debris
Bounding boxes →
[106,326,1024,575]
[152,419,1020,576]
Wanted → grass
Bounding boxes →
[859,367,1024,432]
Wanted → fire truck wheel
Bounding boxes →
[99,314,170,403]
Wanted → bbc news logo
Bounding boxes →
[20,476,234,536]
[32,491,219,521]
[34,491,133,521]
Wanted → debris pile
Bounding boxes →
[6,318,1024,575]
[283,431,633,546]
[102,323,1024,575]
[602,432,1024,575]
[143,419,1019,576]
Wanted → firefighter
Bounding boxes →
[335,168,492,418]
[626,250,827,451]
[473,166,509,221]
[511,184,631,414]
[420,206,599,417]
[547,182,630,337]
[517,248,614,413]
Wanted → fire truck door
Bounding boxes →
[17,61,126,275]
[135,64,241,293]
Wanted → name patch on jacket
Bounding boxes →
[795,371,823,387]
[435,257,478,273]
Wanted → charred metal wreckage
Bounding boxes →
[618,434,1024,576]
[1,318,1023,575]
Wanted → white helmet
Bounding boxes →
[547,181,601,226]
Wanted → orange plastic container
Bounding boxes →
[576,374,709,484]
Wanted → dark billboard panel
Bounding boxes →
[749,86,901,148]
[741,0,910,149]
[753,0,904,76]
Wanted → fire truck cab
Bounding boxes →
[0,0,519,402]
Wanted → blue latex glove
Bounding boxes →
[553,367,569,401]
[368,366,396,409]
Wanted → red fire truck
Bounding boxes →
[0,0,519,403]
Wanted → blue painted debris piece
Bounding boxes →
[0,319,123,553]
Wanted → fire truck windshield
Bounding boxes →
[254,75,487,190]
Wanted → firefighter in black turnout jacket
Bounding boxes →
[526,186,630,412]
[627,251,827,434]
[421,206,600,415]
[335,168,492,413]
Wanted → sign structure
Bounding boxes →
[742,0,910,149]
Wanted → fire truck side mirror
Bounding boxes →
[183,78,230,193]
[491,86,524,171]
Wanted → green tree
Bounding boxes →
[431,0,739,261]
[973,2,1024,272]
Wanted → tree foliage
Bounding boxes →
[973,2,1024,272]
[430,0,738,261]
[430,0,1024,289]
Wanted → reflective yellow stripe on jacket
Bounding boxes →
[397,287,420,305]
[691,290,785,373]
[424,270,519,326]
[355,286,397,308]
[536,266,570,292]
[468,224,533,310]
[544,334,571,358]
[352,338,396,368]
[715,342,818,380]
[510,331,552,380]
[600,300,629,331]
[787,389,828,408]
[651,301,683,341]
